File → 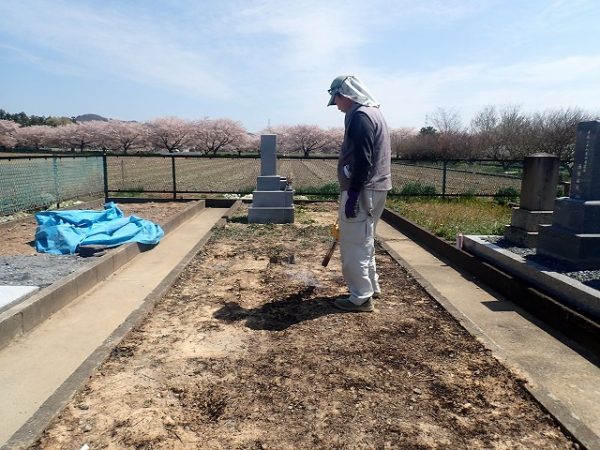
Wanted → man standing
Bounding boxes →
[327,75,392,312]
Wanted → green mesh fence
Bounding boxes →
[105,156,341,195]
[0,155,103,215]
[104,155,526,198]
[390,161,522,196]
[106,156,262,194]
[2,154,564,216]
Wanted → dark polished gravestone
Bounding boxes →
[537,121,600,269]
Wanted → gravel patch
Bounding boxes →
[483,236,600,291]
[0,255,93,287]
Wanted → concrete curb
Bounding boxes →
[381,208,600,356]
[2,199,242,450]
[464,235,600,321]
[378,226,599,450]
[0,200,208,351]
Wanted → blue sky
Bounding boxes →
[1,0,599,132]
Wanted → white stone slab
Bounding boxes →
[0,286,39,313]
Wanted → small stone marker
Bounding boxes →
[537,121,600,269]
[504,153,559,248]
[248,134,294,224]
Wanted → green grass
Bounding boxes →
[294,204,317,224]
[386,196,512,242]
[298,182,340,200]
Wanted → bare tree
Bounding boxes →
[530,108,591,161]
[427,108,476,158]
[496,105,531,160]
[390,127,416,158]
[437,131,476,159]
[146,117,192,153]
[399,127,439,160]
[429,107,463,134]
[471,105,501,158]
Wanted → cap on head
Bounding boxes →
[327,75,350,106]
[326,75,380,108]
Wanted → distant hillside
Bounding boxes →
[75,113,108,122]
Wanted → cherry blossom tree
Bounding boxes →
[190,118,247,155]
[322,127,344,154]
[146,117,192,153]
[0,120,20,148]
[103,121,148,153]
[274,124,331,157]
[15,125,54,150]
[239,133,260,155]
[54,122,98,152]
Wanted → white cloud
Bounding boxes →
[0,1,234,99]
[294,54,600,129]
[2,0,598,130]
[378,55,600,127]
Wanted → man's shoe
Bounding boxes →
[334,297,374,312]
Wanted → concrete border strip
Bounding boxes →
[381,208,600,355]
[2,200,241,450]
[378,222,600,450]
[464,235,600,320]
[0,200,209,351]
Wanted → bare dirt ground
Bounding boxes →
[0,201,192,257]
[25,202,577,449]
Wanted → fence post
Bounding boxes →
[171,154,177,199]
[53,156,60,208]
[102,151,109,203]
[442,160,447,198]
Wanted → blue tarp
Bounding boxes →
[35,202,164,255]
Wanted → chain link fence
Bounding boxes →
[0,155,103,216]
[104,155,527,198]
[0,153,573,216]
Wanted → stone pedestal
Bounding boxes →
[504,153,559,248]
[504,209,554,248]
[248,135,294,224]
[537,121,600,269]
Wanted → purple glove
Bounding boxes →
[345,190,360,218]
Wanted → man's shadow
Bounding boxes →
[213,286,349,331]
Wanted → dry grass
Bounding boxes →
[387,197,512,241]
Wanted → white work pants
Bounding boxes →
[338,189,388,305]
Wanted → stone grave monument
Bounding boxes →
[248,134,294,224]
[537,121,600,269]
[504,153,560,248]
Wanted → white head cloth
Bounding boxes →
[327,75,380,107]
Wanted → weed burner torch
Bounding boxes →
[321,221,339,267]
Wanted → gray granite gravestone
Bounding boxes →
[248,134,294,224]
[504,153,560,248]
[537,121,600,269]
